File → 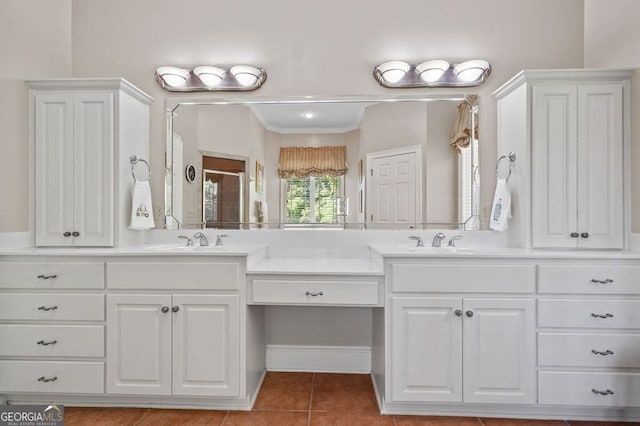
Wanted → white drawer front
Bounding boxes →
[251,280,379,306]
[0,294,104,321]
[538,299,640,329]
[0,361,104,394]
[0,325,104,357]
[0,262,104,289]
[391,264,535,293]
[539,371,640,407]
[107,262,240,290]
[539,332,640,368]
[538,265,640,294]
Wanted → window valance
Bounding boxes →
[278,146,348,178]
[450,94,478,153]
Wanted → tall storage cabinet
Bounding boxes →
[493,70,631,249]
[29,79,153,247]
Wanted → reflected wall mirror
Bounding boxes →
[164,95,479,230]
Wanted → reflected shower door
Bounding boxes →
[203,170,244,229]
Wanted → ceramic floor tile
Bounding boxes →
[567,422,640,426]
[222,410,308,425]
[135,408,227,425]
[481,419,569,426]
[310,411,394,425]
[395,415,482,425]
[311,373,379,412]
[253,371,313,411]
[64,407,148,426]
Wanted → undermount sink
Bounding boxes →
[145,244,232,252]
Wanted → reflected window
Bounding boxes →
[284,176,342,225]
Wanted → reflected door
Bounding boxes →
[203,170,244,229]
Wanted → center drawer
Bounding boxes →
[250,278,380,306]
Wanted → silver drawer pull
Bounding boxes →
[591,349,614,356]
[37,274,58,280]
[591,313,613,319]
[37,376,58,383]
[591,278,614,284]
[37,340,57,346]
[305,291,324,297]
[37,306,58,312]
[591,388,614,396]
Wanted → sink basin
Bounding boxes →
[145,244,232,252]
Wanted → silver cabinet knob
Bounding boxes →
[466,310,474,318]
[37,340,57,346]
[37,274,58,280]
[455,309,463,317]
[172,306,179,313]
[37,376,58,383]
[591,279,614,284]
[591,388,614,396]
[37,306,58,311]
[591,313,613,319]
[305,291,323,297]
[570,232,579,238]
[161,306,170,313]
[581,232,590,238]
[591,349,614,356]
[63,232,71,237]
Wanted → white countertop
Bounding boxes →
[248,257,384,276]
[369,243,640,259]
[0,243,268,257]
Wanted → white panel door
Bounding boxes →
[172,294,240,397]
[73,93,114,246]
[577,84,624,249]
[462,298,536,404]
[369,148,420,225]
[391,297,462,402]
[106,294,172,395]
[531,85,578,248]
[34,93,74,246]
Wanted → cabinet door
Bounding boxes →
[73,93,114,246]
[106,294,172,395]
[390,297,462,402]
[531,85,578,248]
[462,298,535,404]
[577,84,624,249]
[34,93,75,246]
[172,294,240,397]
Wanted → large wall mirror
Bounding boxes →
[164,95,479,230]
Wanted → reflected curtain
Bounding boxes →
[450,94,478,153]
[278,146,348,178]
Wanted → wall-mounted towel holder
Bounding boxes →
[130,155,151,182]
[496,152,516,181]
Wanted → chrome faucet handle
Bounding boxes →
[192,232,209,246]
[431,233,446,247]
[448,235,463,247]
[178,235,194,246]
[408,236,424,247]
[215,234,229,246]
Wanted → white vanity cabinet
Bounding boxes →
[29,79,152,247]
[0,258,105,394]
[386,261,536,406]
[494,70,631,249]
[105,259,245,398]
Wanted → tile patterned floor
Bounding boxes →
[63,372,638,425]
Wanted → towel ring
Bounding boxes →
[130,155,151,182]
[496,152,516,181]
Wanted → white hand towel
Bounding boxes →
[489,178,511,232]
[129,181,155,230]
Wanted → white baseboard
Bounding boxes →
[266,344,371,373]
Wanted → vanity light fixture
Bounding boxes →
[373,59,491,88]
[155,64,266,92]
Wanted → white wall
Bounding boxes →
[0,0,72,232]
[584,0,640,231]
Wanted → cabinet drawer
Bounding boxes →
[0,262,104,289]
[0,294,104,321]
[539,371,640,407]
[538,299,640,329]
[538,265,640,294]
[539,332,640,368]
[0,325,104,357]
[107,262,240,290]
[0,360,104,394]
[391,264,535,293]
[251,279,379,306]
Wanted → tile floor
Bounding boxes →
[64,372,637,425]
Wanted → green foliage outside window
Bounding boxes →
[285,176,339,224]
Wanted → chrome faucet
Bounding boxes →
[448,235,463,247]
[178,235,194,246]
[431,233,446,247]
[192,232,209,246]
[408,236,424,247]
[215,234,228,246]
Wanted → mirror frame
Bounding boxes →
[163,94,479,230]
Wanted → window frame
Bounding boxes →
[280,175,345,228]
